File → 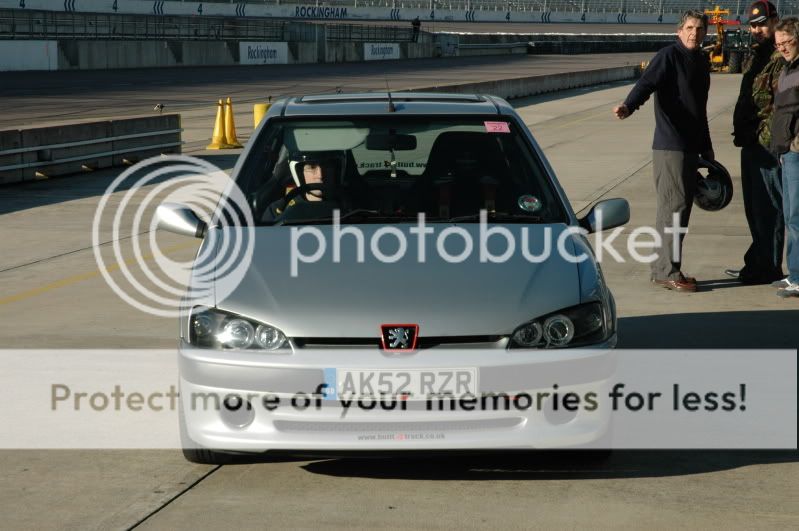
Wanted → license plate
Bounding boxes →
[325,368,478,401]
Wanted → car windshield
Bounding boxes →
[235,117,568,226]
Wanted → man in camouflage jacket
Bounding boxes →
[729,1,786,284]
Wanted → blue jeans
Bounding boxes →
[780,151,799,284]
[740,144,784,279]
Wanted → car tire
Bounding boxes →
[568,416,614,463]
[574,448,613,463]
[179,401,238,465]
[728,51,742,74]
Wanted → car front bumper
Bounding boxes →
[179,336,617,452]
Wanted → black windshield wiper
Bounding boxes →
[337,209,381,222]
[446,213,545,223]
[278,209,428,226]
[336,210,448,223]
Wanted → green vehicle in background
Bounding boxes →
[723,27,752,73]
[704,26,751,73]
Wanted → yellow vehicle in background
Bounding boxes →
[704,5,750,73]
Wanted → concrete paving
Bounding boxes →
[0,67,796,528]
[518,76,799,344]
[0,53,653,131]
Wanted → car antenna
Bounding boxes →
[385,80,396,112]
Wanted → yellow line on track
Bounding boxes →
[0,242,198,306]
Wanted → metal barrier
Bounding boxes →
[457,41,532,55]
[0,115,182,184]
[458,41,531,49]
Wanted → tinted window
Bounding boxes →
[236,117,567,225]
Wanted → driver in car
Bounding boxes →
[264,152,335,220]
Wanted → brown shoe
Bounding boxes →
[652,277,697,292]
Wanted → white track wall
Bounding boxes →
[0,40,58,70]
[0,0,677,24]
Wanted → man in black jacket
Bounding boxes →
[412,17,421,43]
[728,1,785,285]
[613,10,714,293]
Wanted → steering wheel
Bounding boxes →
[267,183,341,225]
[281,182,331,204]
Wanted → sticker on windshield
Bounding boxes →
[518,195,542,213]
[484,121,511,133]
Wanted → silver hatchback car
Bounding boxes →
[157,93,629,463]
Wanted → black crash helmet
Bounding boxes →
[694,158,733,211]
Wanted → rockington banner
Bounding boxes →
[239,42,289,65]
[364,43,400,61]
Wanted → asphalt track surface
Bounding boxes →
[0,53,653,130]
[0,57,797,529]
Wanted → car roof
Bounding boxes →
[278,92,513,117]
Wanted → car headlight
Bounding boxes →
[509,302,610,349]
[188,306,288,351]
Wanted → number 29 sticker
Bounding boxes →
[484,121,511,133]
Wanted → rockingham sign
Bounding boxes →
[294,6,349,19]
[239,42,289,65]
[364,43,400,61]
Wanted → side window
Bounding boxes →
[236,124,289,220]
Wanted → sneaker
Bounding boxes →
[771,278,792,289]
[776,282,799,298]
[724,268,740,279]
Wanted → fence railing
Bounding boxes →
[0,9,424,42]
[0,9,422,43]
[326,23,415,42]
[0,9,318,41]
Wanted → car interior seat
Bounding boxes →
[413,131,510,218]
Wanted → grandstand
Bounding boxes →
[159,1,799,17]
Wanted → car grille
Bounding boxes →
[292,335,505,349]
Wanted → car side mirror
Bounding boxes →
[155,202,207,238]
[579,198,630,234]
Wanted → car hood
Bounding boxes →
[213,224,583,338]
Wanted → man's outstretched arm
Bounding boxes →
[612,50,669,120]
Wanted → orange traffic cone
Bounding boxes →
[224,97,243,148]
[207,99,230,150]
